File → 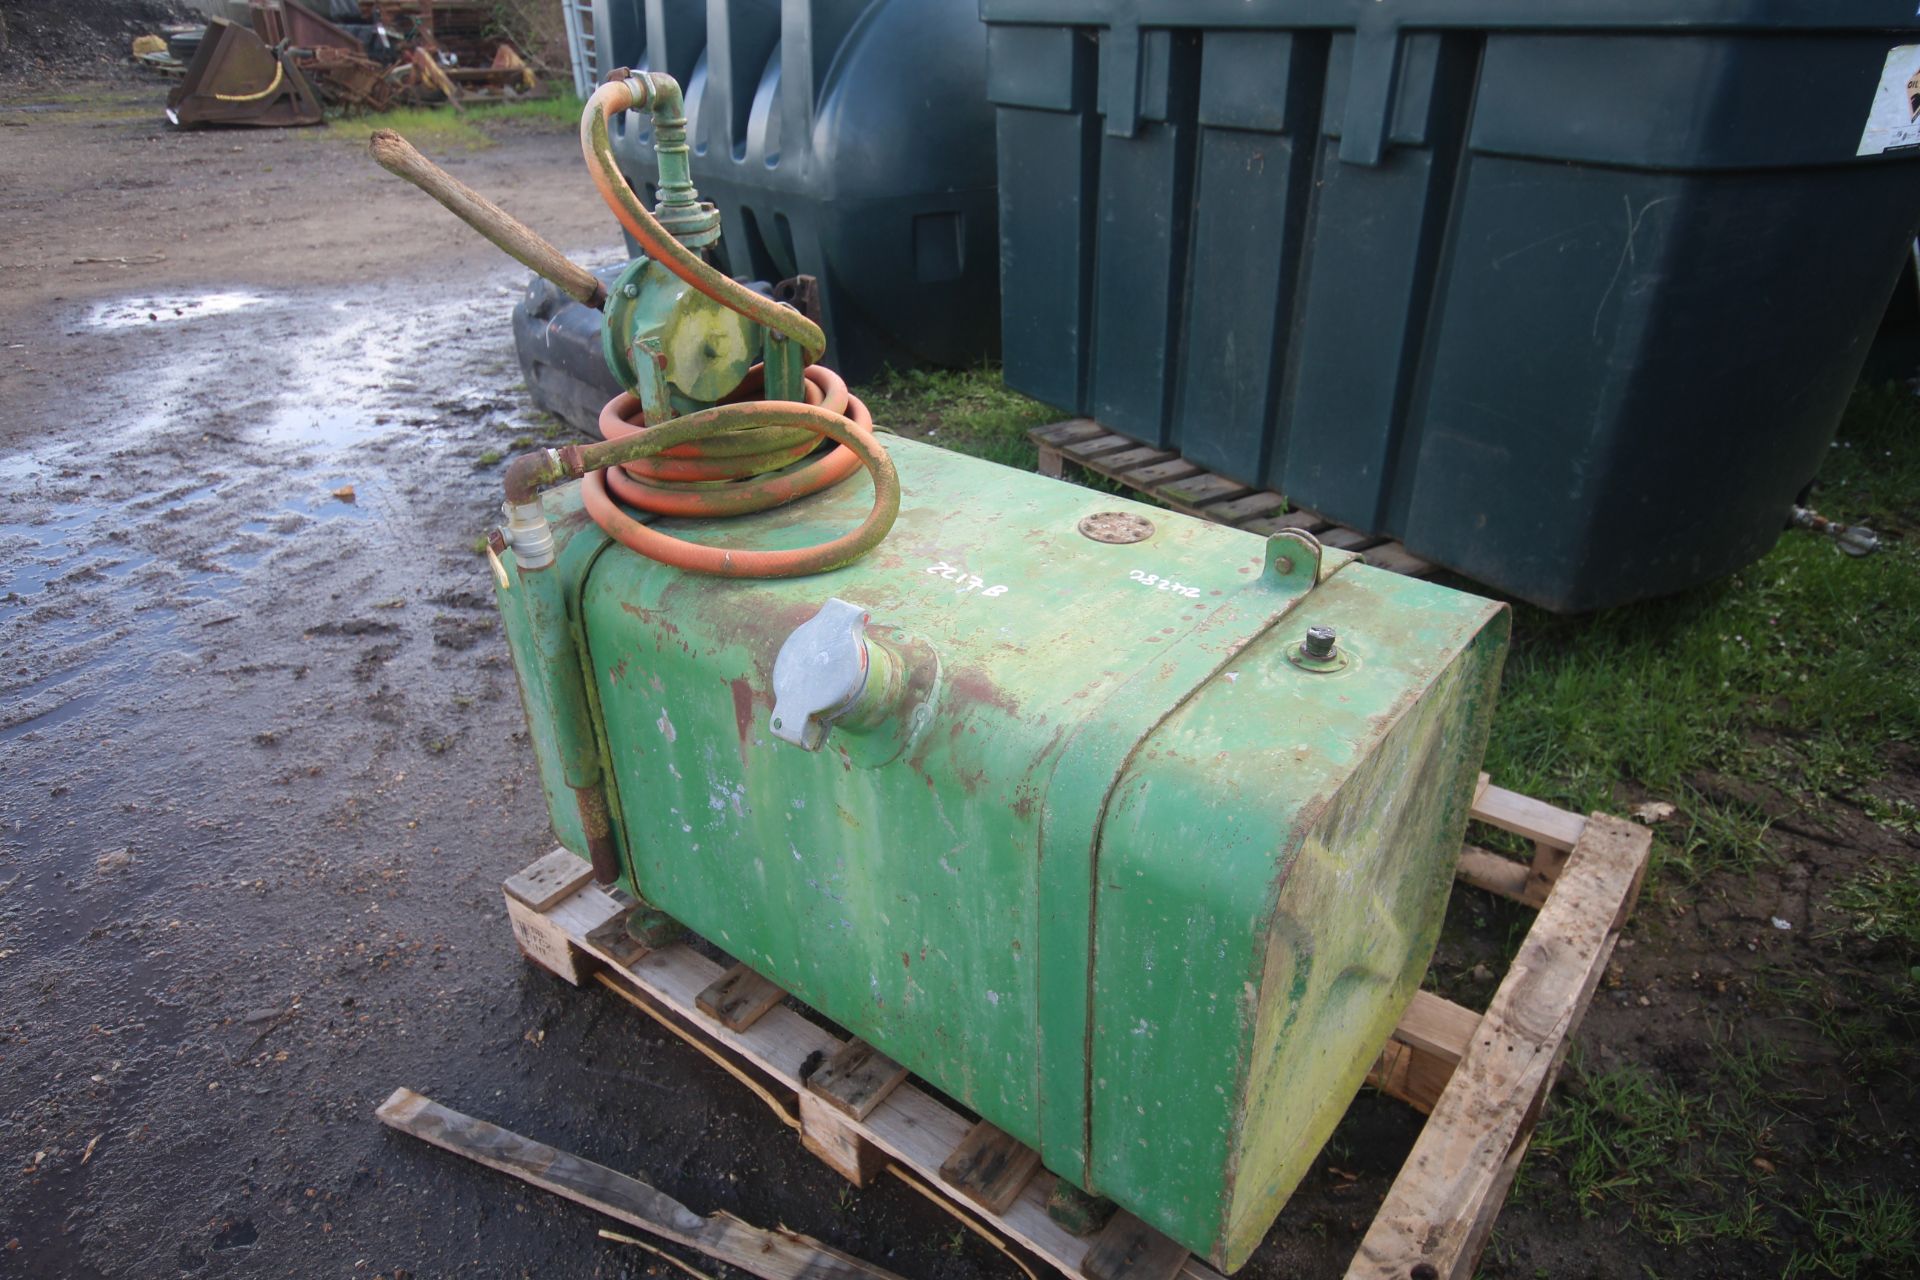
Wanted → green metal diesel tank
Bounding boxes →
[497,437,1508,1270]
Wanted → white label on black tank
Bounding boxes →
[1858,44,1920,156]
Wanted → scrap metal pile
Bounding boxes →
[145,0,541,128]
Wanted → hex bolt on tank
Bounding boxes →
[1290,624,1348,674]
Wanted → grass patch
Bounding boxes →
[1529,1037,1797,1246]
[859,366,1058,472]
[322,94,584,149]
[1785,1180,1920,1279]
[1529,1033,1920,1272]
[860,365,1141,496]
[1657,789,1776,884]
[1825,858,1920,952]
[1760,964,1920,1081]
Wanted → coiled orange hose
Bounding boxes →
[597,365,869,516]
[577,394,898,579]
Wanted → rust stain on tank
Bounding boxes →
[620,599,681,639]
[730,677,756,746]
[948,666,1020,718]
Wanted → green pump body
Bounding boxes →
[496,439,1508,1269]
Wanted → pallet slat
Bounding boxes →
[1027,423,1445,580]
[1454,845,1533,900]
[1362,543,1432,576]
[1035,419,1104,446]
[1241,512,1333,537]
[1099,446,1180,471]
[1206,491,1289,523]
[696,962,787,1032]
[504,849,595,912]
[1317,527,1380,552]
[376,1088,906,1280]
[806,1040,910,1121]
[1364,991,1482,1114]
[1083,1212,1190,1280]
[1471,785,1587,852]
[1073,434,1141,458]
[1346,814,1648,1280]
[1123,459,1203,487]
[1155,473,1250,509]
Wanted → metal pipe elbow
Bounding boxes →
[502,447,568,506]
[591,69,683,124]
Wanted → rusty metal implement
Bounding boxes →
[166,18,323,129]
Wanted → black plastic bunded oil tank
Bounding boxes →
[599,0,1000,384]
[981,0,1920,612]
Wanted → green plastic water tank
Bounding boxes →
[983,1,1920,610]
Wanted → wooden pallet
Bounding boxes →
[503,779,1650,1280]
[1030,420,1435,579]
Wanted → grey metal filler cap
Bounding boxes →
[770,598,872,750]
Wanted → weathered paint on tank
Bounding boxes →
[494,437,1507,1269]
[1092,575,1506,1267]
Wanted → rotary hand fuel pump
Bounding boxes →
[372,73,1509,1270]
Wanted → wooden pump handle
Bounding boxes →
[369,129,606,310]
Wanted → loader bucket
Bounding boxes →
[166,18,323,129]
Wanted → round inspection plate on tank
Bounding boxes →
[1078,511,1155,544]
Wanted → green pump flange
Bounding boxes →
[601,257,762,419]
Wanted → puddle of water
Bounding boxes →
[254,293,513,451]
[3,271,551,743]
[0,503,157,599]
[85,292,272,331]
[0,472,382,604]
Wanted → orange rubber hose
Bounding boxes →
[576,383,898,577]
[597,365,867,517]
